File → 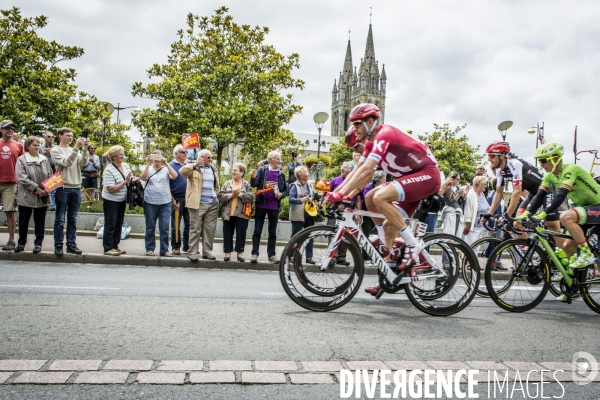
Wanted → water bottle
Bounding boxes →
[554,247,569,266]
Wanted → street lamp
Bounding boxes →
[102,102,142,147]
[313,112,329,180]
[313,112,329,159]
[497,120,513,141]
[104,102,142,124]
[527,122,544,166]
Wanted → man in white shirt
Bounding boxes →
[50,127,89,255]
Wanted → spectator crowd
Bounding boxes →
[6,118,595,265]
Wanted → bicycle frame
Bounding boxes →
[321,207,444,286]
[517,226,600,287]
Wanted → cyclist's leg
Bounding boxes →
[372,184,410,254]
[544,188,565,248]
[373,166,441,257]
[562,206,599,268]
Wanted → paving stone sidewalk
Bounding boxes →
[0,360,595,385]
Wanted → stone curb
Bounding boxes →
[1,359,594,385]
[0,251,376,275]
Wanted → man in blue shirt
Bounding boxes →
[170,145,190,254]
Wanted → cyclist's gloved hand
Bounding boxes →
[324,192,343,205]
[529,211,547,224]
[516,210,530,221]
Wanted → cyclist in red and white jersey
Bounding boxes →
[325,104,441,275]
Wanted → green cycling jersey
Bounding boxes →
[539,163,600,207]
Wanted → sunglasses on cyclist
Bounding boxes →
[351,121,363,128]
[538,158,548,164]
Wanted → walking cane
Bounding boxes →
[175,204,180,243]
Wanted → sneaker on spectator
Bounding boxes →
[116,248,126,255]
[188,253,199,261]
[2,241,16,251]
[104,249,120,256]
[161,252,173,257]
[172,249,181,255]
[364,260,374,267]
[250,254,258,263]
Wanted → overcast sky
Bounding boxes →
[12,0,600,168]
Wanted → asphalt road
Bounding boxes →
[1,260,599,399]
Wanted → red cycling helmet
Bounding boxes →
[344,126,361,149]
[486,140,510,154]
[349,103,380,122]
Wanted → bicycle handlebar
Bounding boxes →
[320,199,357,220]
[503,212,542,232]
[481,214,525,235]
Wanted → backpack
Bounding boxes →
[129,180,145,209]
[128,168,162,210]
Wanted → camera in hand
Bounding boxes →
[81,130,89,139]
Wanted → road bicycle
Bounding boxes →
[470,216,577,300]
[484,214,600,313]
[278,200,480,316]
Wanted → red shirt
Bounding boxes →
[0,140,25,183]
[364,125,436,178]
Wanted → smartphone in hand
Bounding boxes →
[81,130,89,139]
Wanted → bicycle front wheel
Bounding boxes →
[485,239,551,312]
[581,268,600,314]
[465,236,502,298]
[279,225,364,312]
[404,233,480,316]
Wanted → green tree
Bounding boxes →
[419,123,482,180]
[324,136,354,180]
[0,7,108,135]
[131,7,305,169]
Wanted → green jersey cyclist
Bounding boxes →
[519,142,600,275]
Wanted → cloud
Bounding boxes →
[11,0,600,167]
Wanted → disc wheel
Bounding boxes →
[485,239,551,312]
[403,233,479,316]
[279,225,364,312]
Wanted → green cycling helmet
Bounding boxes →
[534,142,564,159]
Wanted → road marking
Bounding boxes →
[0,285,120,290]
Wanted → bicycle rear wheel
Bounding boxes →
[279,225,364,312]
[485,239,551,312]
[403,233,479,316]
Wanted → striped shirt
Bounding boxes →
[102,163,132,202]
[199,165,216,204]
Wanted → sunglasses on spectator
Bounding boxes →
[177,151,187,154]
[3,126,15,131]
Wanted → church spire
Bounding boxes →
[364,24,376,63]
[343,39,353,75]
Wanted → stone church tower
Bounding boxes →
[331,24,387,137]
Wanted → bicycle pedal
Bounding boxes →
[375,288,385,300]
